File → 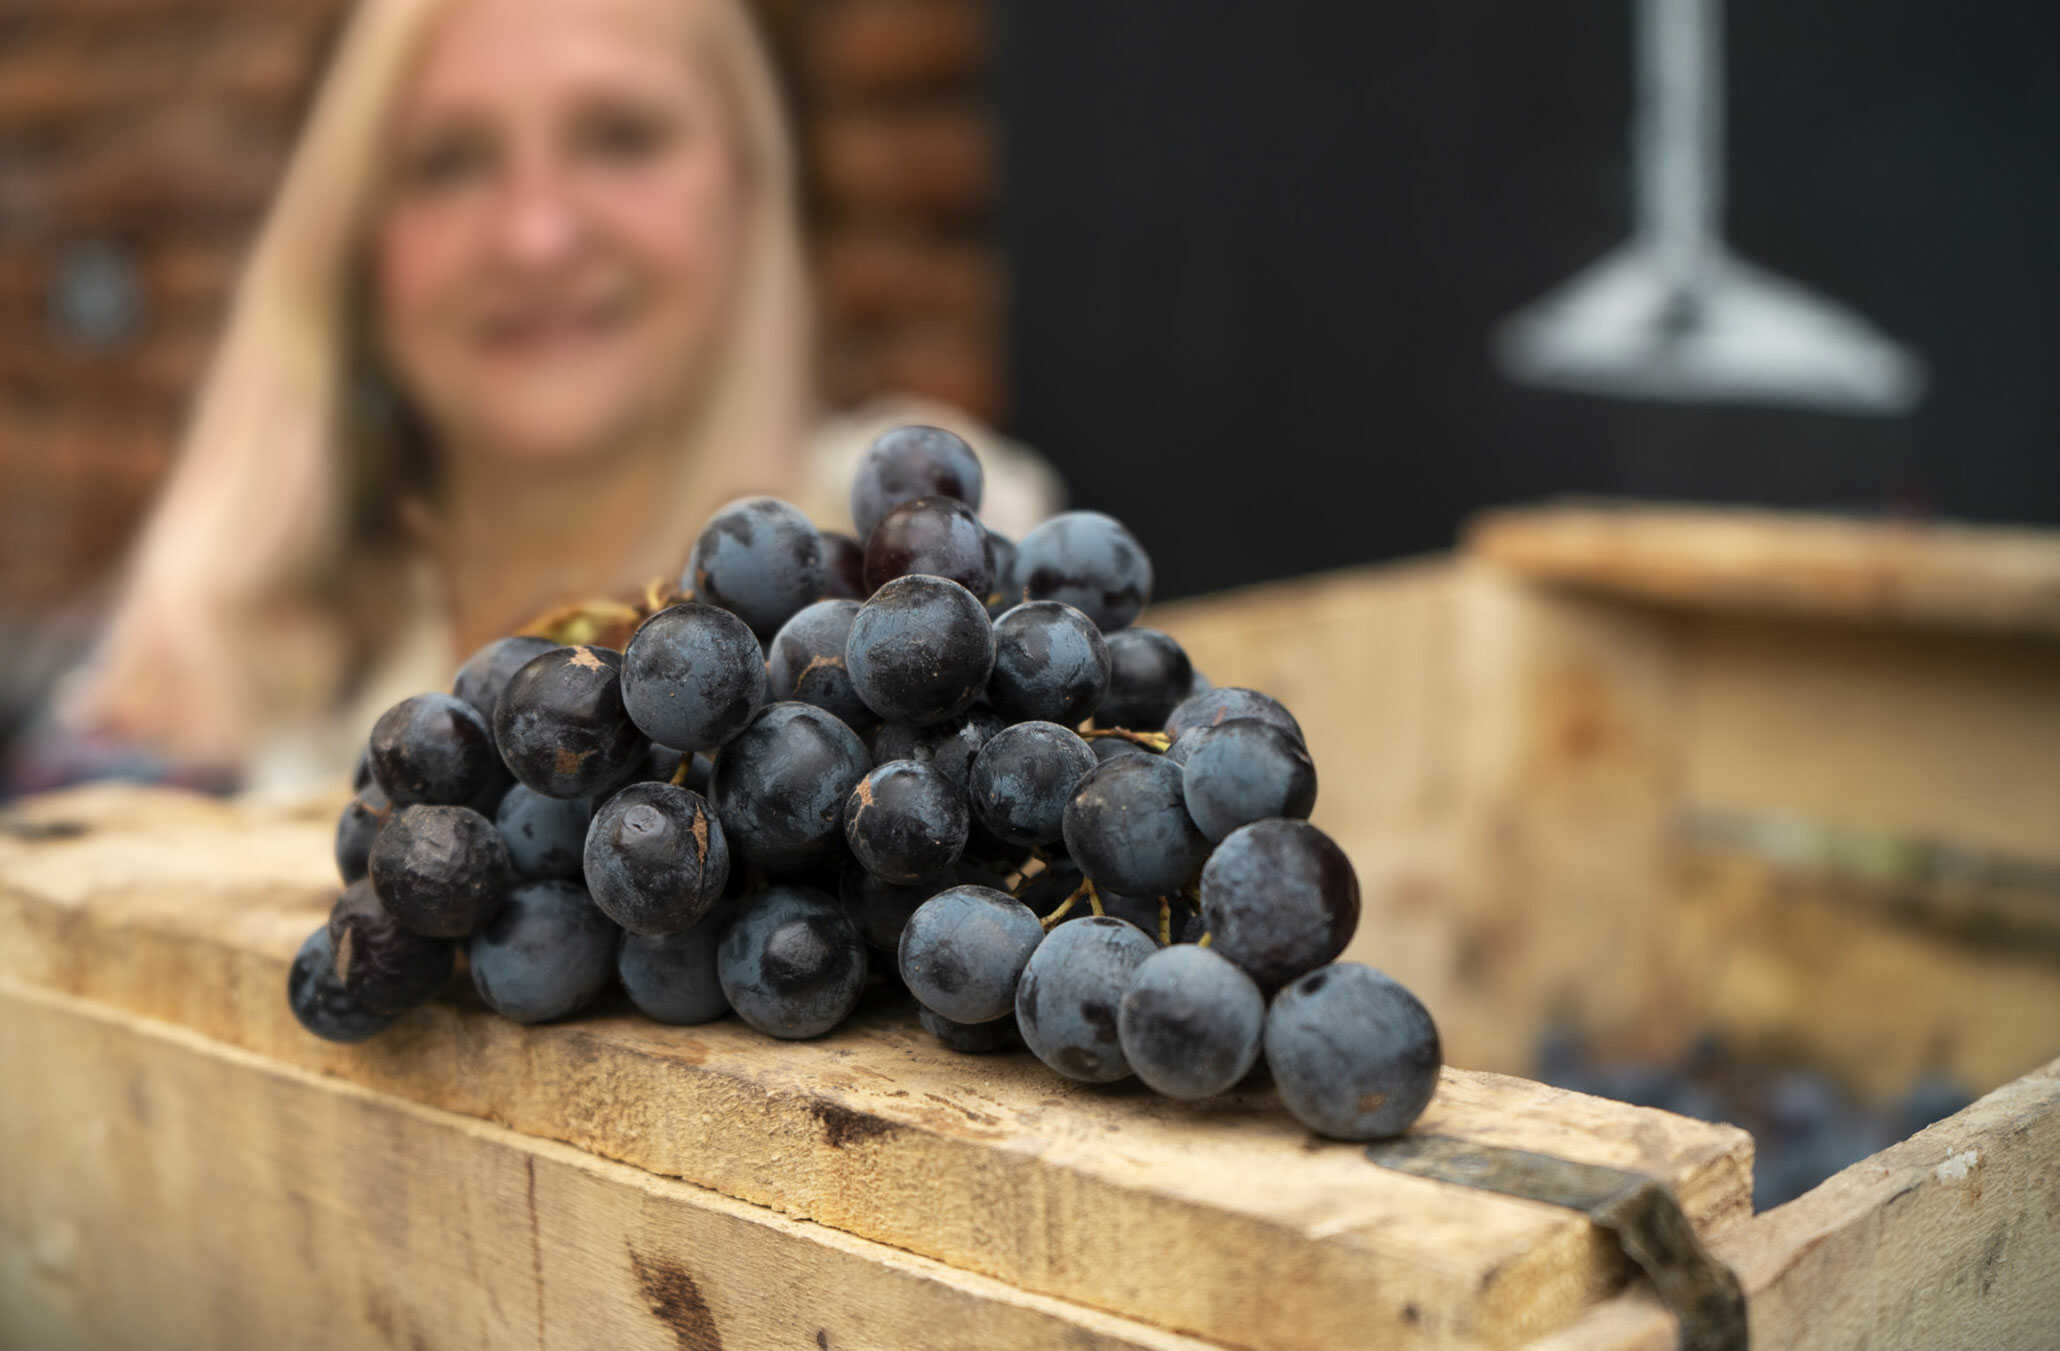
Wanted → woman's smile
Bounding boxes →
[472,290,641,357]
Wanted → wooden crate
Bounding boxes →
[1153,503,2060,1100]
[3,503,2058,1349]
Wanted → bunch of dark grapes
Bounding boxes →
[295,425,1441,1141]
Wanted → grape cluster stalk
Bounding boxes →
[298,425,1441,1140]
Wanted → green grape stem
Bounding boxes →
[1080,727,1173,751]
[1039,878,1098,930]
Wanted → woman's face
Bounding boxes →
[373,0,744,467]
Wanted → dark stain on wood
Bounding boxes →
[809,1098,895,1147]
[364,1287,397,1344]
[1977,1225,2008,1297]
[628,1244,724,1351]
[526,1156,546,1348]
[923,1091,1002,1126]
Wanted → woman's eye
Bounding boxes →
[576,109,676,165]
[397,133,493,193]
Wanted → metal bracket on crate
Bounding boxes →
[1364,1134,1748,1351]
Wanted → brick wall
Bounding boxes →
[0,0,1000,612]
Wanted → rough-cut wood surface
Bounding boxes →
[0,980,1220,1351]
[0,784,1756,1351]
[1677,611,2060,865]
[1657,847,2060,1104]
[1469,502,2060,637]
[1524,1055,2060,1350]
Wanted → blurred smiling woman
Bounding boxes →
[56,0,1050,793]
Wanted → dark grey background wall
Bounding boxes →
[992,2,2060,599]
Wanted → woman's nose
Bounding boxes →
[492,158,585,270]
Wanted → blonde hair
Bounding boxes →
[70,0,812,768]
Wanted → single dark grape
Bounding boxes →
[851,424,984,541]
[768,599,876,735]
[717,885,869,1039]
[493,785,591,880]
[583,781,730,934]
[1117,945,1264,1099]
[611,745,710,794]
[844,759,969,884]
[684,496,826,639]
[1097,888,1173,939]
[1179,718,1318,842]
[287,925,394,1043]
[335,783,392,884]
[1088,735,1155,766]
[869,707,1004,792]
[452,635,559,726]
[863,495,993,596]
[986,601,1110,725]
[711,702,871,874]
[327,877,454,1015]
[1199,819,1358,991]
[1062,755,1210,898]
[920,1005,1019,1053]
[494,645,645,798]
[1014,916,1155,1083]
[367,803,510,938]
[846,575,995,726]
[838,858,951,952]
[819,529,869,600]
[468,879,620,1024]
[897,884,1044,1024]
[968,721,1096,848]
[1265,963,1441,1139]
[1014,511,1152,632]
[621,601,767,751]
[618,899,736,1025]
[1164,686,1304,747]
[368,692,500,807]
[1097,629,1194,730]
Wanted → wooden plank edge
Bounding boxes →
[1520,1055,2060,1350]
[0,976,1229,1351]
[1466,501,2060,638]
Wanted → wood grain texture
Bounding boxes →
[1654,847,2060,1103]
[1469,502,2060,638]
[1677,612,2060,864]
[1524,1056,2060,1350]
[0,784,1756,1351]
[0,979,1219,1351]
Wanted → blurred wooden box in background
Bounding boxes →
[1156,502,2060,1102]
